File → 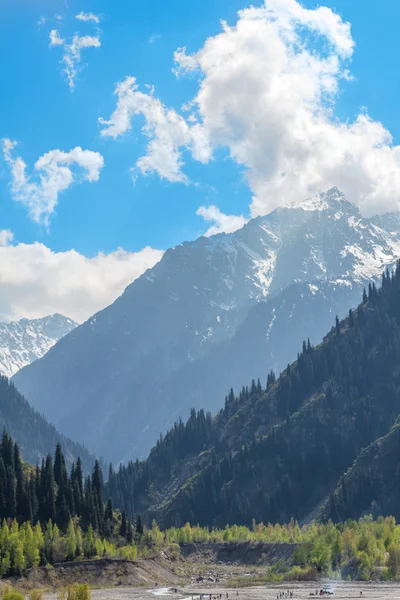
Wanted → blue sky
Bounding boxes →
[1,0,252,255]
[1,0,400,322]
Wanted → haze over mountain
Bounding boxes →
[0,375,94,470]
[105,263,400,528]
[0,314,77,378]
[13,188,400,464]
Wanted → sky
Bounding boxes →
[1,0,400,322]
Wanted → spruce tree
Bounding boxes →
[135,513,144,538]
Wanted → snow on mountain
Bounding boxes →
[13,188,400,463]
[0,314,77,378]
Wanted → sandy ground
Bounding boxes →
[42,583,400,600]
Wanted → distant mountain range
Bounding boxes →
[13,188,400,464]
[0,314,77,378]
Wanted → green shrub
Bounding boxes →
[65,584,91,600]
[29,591,44,600]
[66,587,76,600]
[76,584,91,600]
[3,589,25,600]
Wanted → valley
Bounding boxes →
[5,0,400,595]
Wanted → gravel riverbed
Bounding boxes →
[43,582,400,600]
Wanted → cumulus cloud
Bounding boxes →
[49,29,64,46]
[0,230,14,247]
[102,0,400,217]
[196,205,248,236]
[99,77,212,182]
[2,139,104,227]
[76,12,100,23]
[49,27,101,89]
[0,242,163,323]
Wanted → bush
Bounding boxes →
[3,589,25,600]
[64,584,91,600]
[30,591,44,600]
[168,543,181,560]
[76,584,91,600]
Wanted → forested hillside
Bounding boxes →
[322,420,400,523]
[0,431,140,576]
[0,376,93,471]
[104,263,400,528]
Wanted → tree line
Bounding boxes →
[0,432,144,543]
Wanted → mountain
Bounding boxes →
[105,263,400,527]
[321,419,400,523]
[0,314,77,378]
[13,188,400,464]
[0,375,94,471]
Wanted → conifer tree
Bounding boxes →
[135,514,144,538]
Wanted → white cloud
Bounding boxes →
[76,12,100,23]
[102,0,400,217]
[2,139,104,227]
[196,205,248,236]
[0,230,14,247]
[0,242,163,323]
[49,29,64,46]
[99,77,212,182]
[49,29,101,89]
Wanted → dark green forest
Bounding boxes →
[104,264,400,528]
[0,431,136,545]
[323,419,400,522]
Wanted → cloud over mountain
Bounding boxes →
[0,241,163,323]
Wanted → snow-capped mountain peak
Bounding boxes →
[0,314,77,378]
[288,187,356,213]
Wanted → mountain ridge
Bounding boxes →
[13,188,400,463]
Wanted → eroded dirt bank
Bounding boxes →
[4,556,183,592]
[4,542,299,592]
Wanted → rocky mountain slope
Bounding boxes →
[13,188,400,463]
[0,314,77,377]
[105,264,400,527]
